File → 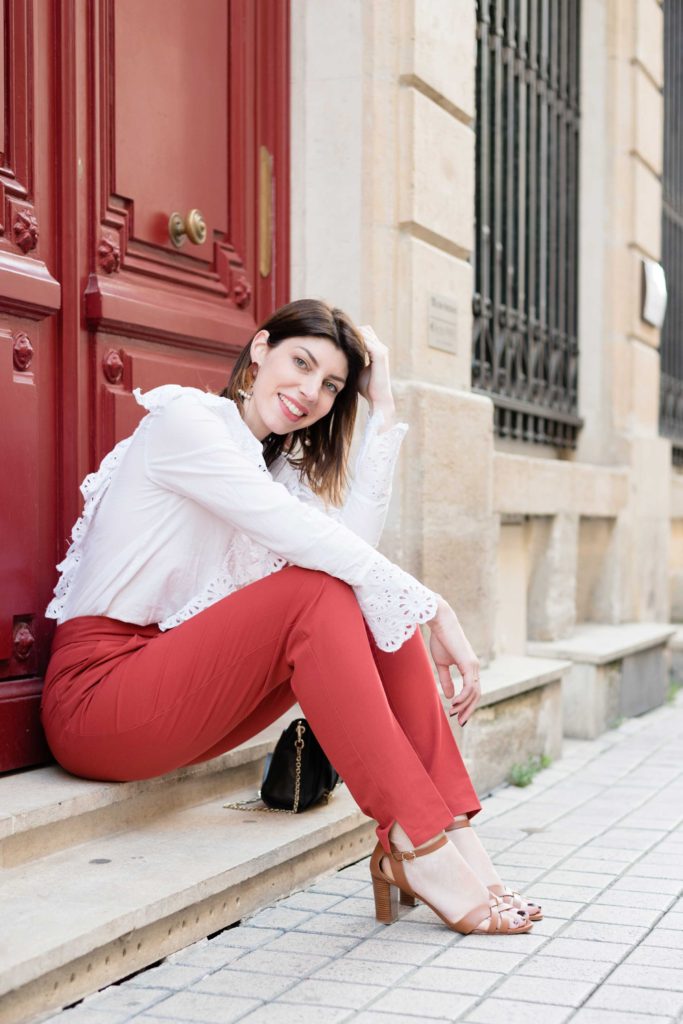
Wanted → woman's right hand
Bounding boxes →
[428,597,481,726]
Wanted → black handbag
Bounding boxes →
[260,718,340,812]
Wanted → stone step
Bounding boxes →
[0,713,295,869]
[528,622,676,739]
[0,781,374,1024]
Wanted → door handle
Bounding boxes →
[168,209,207,248]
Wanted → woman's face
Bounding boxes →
[243,332,349,440]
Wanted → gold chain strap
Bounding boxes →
[224,721,306,815]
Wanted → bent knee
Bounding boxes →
[284,566,356,604]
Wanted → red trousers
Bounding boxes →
[41,566,480,851]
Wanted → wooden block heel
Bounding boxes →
[371,873,399,923]
[368,837,534,936]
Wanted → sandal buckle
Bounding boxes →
[397,850,416,861]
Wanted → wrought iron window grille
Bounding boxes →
[472,0,582,449]
[659,0,683,464]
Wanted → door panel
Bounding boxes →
[1,0,289,771]
[0,0,58,767]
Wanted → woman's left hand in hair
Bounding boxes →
[357,325,396,429]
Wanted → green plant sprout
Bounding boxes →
[508,753,552,788]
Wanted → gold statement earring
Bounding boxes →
[237,362,258,401]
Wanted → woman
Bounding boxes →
[42,298,540,936]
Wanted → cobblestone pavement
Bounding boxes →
[47,691,683,1024]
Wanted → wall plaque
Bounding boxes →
[427,293,458,354]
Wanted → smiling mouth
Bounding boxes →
[278,394,308,419]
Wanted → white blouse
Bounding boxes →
[46,385,439,652]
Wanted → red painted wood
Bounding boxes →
[0,0,60,768]
[0,0,290,771]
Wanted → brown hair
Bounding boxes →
[223,299,367,505]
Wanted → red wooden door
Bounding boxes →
[0,0,60,770]
[0,0,289,771]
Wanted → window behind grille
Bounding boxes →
[472,0,582,449]
[659,0,683,463]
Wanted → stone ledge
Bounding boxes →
[667,625,683,651]
[477,654,572,708]
[0,711,297,867]
[528,623,673,739]
[452,654,569,795]
[0,785,373,1024]
[527,621,676,665]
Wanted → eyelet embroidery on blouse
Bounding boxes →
[45,433,136,621]
[355,557,439,653]
[158,536,286,631]
[354,411,409,503]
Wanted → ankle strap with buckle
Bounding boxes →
[389,834,449,861]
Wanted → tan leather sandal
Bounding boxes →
[448,818,544,922]
[492,888,543,922]
[369,836,534,934]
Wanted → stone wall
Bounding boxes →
[290,0,672,674]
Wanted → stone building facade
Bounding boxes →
[290,0,676,786]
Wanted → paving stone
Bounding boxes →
[593,888,675,910]
[557,858,626,875]
[577,845,640,864]
[42,1010,131,1024]
[569,1012,674,1024]
[210,925,283,949]
[541,870,614,888]
[398,964,502,995]
[589,829,666,850]
[191,968,297,998]
[463,997,574,1023]
[296,912,381,938]
[430,946,526,973]
[491,973,597,1006]
[230,947,330,976]
[659,911,683,930]
[309,875,369,897]
[125,964,210,991]
[515,955,613,983]
[344,937,436,965]
[352,1013,435,1024]
[262,930,360,957]
[143,989,260,1023]
[621,945,683,968]
[246,906,316,929]
[312,956,412,986]
[642,928,683,948]
[164,944,245,969]
[525,883,603,902]
[535,937,631,962]
[235,1004,349,1024]
[451,931,547,954]
[277,976,384,1009]
[80,986,172,1016]
[575,902,662,927]
[607,963,683,991]
[277,890,345,912]
[323,896,383,918]
[370,985,477,1019]
[337,860,372,880]
[363,919,459,946]
[585,983,683,1016]
[611,874,683,895]
[524,916,566,937]
[557,921,651,942]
